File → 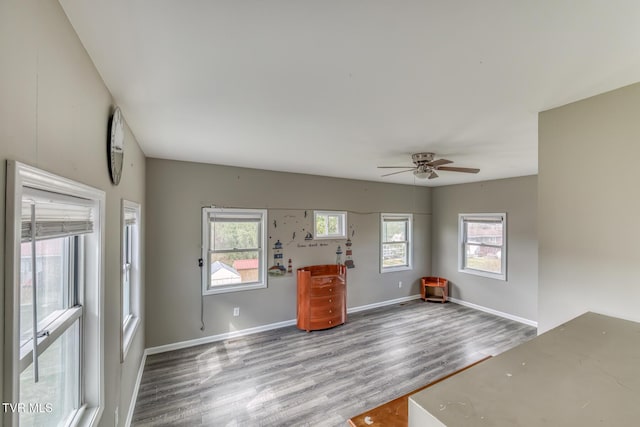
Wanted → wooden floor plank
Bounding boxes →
[132,300,535,426]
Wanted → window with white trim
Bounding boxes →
[459,213,507,280]
[202,208,267,295]
[314,211,347,239]
[121,200,140,362]
[5,161,105,427]
[380,213,413,273]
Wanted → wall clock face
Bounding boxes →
[108,107,125,185]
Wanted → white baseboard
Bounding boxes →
[145,294,422,356]
[448,296,538,328]
[145,318,298,355]
[125,352,147,427]
[347,294,422,314]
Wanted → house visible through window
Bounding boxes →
[202,208,267,295]
[459,213,507,280]
[380,213,413,273]
[6,161,105,426]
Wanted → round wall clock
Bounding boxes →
[108,106,125,185]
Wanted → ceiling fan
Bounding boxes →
[378,152,480,179]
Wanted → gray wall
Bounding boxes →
[145,158,431,348]
[431,176,538,323]
[538,82,640,333]
[0,1,146,425]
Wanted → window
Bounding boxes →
[5,161,105,427]
[121,200,141,362]
[314,211,347,239]
[380,213,413,273]
[202,208,267,295]
[459,213,507,280]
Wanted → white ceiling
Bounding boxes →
[60,0,640,186]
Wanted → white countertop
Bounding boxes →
[409,312,640,426]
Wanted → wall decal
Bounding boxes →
[268,240,286,276]
[345,238,355,269]
[336,245,343,265]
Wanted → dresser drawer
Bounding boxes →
[311,276,345,287]
[310,283,344,297]
[308,313,345,330]
[310,298,343,318]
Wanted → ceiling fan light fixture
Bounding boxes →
[413,169,430,179]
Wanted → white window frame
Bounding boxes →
[4,161,105,427]
[458,213,507,281]
[313,210,347,240]
[380,213,413,273]
[121,200,141,362]
[202,208,267,295]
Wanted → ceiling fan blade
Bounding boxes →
[381,169,416,177]
[427,159,453,167]
[437,166,480,174]
[378,166,415,169]
[428,171,439,179]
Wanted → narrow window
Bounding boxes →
[121,200,141,361]
[202,208,267,295]
[459,213,507,280]
[314,211,347,239]
[380,213,413,273]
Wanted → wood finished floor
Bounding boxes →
[132,300,536,426]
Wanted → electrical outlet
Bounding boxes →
[233,307,240,316]
[115,407,119,427]
[398,281,402,288]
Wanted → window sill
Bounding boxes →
[69,405,102,427]
[203,282,267,295]
[459,267,506,281]
[381,265,412,274]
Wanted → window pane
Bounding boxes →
[123,264,131,323]
[327,215,339,234]
[315,215,327,236]
[123,225,133,324]
[465,221,503,245]
[465,244,502,273]
[382,243,407,268]
[20,320,80,426]
[20,238,68,347]
[210,251,260,287]
[211,221,259,250]
[383,220,407,242]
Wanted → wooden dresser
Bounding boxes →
[297,264,346,332]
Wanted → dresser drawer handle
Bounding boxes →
[329,299,332,303]
[329,310,332,313]
[328,320,332,324]
[329,288,333,292]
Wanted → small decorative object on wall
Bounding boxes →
[107,106,125,185]
[304,231,313,240]
[287,258,293,274]
[269,240,286,276]
[336,245,343,265]
[344,238,355,269]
